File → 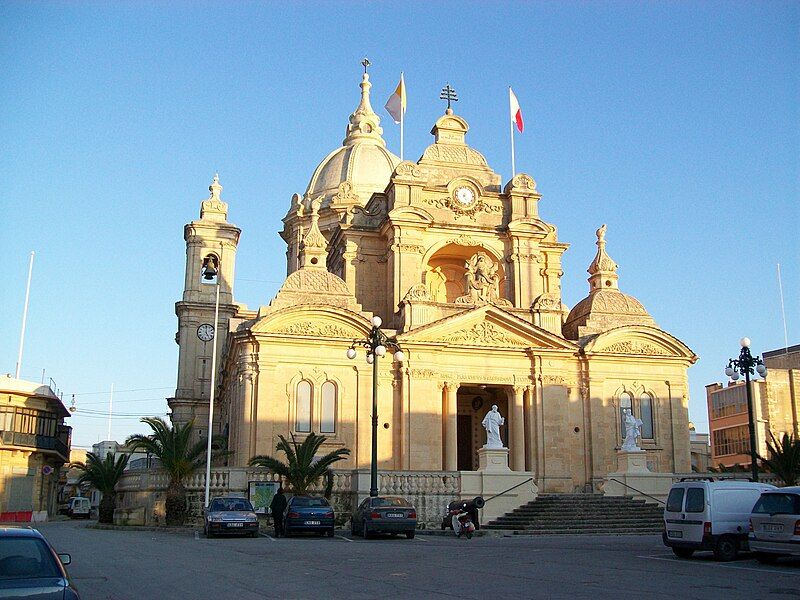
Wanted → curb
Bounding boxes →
[87,523,198,534]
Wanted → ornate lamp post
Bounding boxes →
[725,337,768,483]
[347,316,405,497]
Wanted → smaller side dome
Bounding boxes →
[563,225,655,340]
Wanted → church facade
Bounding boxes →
[168,71,697,493]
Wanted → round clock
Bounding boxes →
[454,186,475,206]
[197,324,215,342]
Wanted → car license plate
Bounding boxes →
[764,523,784,533]
[305,520,320,525]
[227,522,244,528]
[387,513,403,518]
[668,530,683,538]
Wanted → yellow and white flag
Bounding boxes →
[384,73,406,124]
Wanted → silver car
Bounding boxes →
[748,486,800,563]
[203,497,259,538]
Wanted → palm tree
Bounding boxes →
[249,433,350,497]
[759,431,800,486]
[73,452,130,524]
[126,417,227,526]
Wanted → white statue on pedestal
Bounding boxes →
[621,408,643,452]
[482,405,505,449]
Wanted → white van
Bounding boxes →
[663,480,775,561]
[67,497,91,519]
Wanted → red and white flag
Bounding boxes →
[509,87,524,133]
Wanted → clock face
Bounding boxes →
[197,324,215,342]
[454,186,475,206]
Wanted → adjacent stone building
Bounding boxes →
[707,343,799,469]
[168,71,697,493]
[0,375,71,517]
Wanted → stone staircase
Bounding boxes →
[483,493,664,535]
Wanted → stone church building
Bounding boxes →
[167,71,697,493]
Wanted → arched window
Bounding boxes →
[295,380,312,433]
[640,392,654,439]
[320,381,336,434]
[619,392,632,437]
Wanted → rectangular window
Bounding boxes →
[640,394,654,439]
[320,382,336,434]
[712,425,750,457]
[295,381,312,433]
[685,488,705,513]
[666,487,685,512]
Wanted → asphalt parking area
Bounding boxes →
[33,521,800,600]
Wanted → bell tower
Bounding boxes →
[168,175,241,437]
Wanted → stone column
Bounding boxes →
[444,382,458,471]
[239,372,255,466]
[510,386,525,471]
[525,385,537,473]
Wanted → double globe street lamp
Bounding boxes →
[347,316,405,497]
[725,337,768,483]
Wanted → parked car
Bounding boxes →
[284,496,335,537]
[351,496,417,539]
[66,497,91,519]
[662,479,776,561]
[204,496,259,538]
[748,486,800,564]
[0,527,80,599]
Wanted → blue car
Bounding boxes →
[0,527,80,599]
[284,496,335,537]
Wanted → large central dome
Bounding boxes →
[305,72,399,208]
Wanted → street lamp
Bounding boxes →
[725,337,768,483]
[346,316,405,497]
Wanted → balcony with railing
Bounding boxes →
[0,407,71,461]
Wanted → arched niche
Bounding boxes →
[423,243,507,304]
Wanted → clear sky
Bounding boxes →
[1,1,797,450]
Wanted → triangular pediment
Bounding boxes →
[397,305,576,350]
[582,325,697,362]
[250,306,370,340]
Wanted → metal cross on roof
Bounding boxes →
[440,84,458,109]
[361,57,371,74]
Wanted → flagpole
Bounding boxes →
[400,72,404,162]
[508,86,517,179]
[15,251,35,380]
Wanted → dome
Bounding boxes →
[563,289,654,340]
[562,224,655,340]
[306,143,399,206]
[304,72,399,208]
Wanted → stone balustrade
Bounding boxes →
[116,467,462,527]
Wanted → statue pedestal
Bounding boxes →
[616,449,650,474]
[478,447,511,473]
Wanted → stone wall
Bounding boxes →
[116,467,462,528]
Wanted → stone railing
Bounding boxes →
[116,467,461,527]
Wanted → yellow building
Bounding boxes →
[0,375,71,517]
[707,343,799,469]
[168,71,697,494]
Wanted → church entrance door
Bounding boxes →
[456,386,509,471]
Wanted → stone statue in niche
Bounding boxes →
[456,252,502,305]
[481,404,505,449]
[621,408,643,452]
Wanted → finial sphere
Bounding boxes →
[740,337,751,348]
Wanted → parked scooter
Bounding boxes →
[450,506,476,539]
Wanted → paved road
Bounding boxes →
[35,520,799,600]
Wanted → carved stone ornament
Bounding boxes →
[509,173,537,192]
[446,235,480,247]
[421,144,488,167]
[424,191,502,221]
[602,340,670,356]
[332,181,360,205]
[532,292,560,312]
[455,252,511,306]
[273,321,354,338]
[403,284,432,302]
[441,322,528,347]
[395,162,424,178]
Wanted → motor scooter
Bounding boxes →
[449,506,476,539]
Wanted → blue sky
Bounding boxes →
[1,1,797,449]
